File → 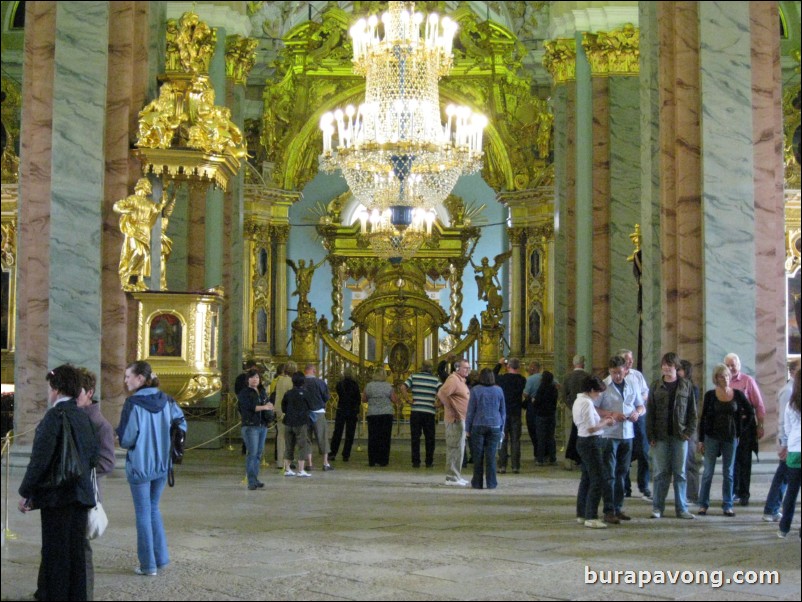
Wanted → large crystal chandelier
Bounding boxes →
[319,1,486,257]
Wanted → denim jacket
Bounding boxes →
[116,388,186,484]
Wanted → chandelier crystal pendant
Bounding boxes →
[319,1,487,257]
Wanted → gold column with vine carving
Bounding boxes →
[498,189,555,368]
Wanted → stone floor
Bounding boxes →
[1,439,800,601]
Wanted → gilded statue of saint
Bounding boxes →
[114,178,166,292]
[286,258,325,310]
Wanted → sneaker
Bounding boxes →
[576,517,585,524]
[134,568,157,576]
[458,478,470,486]
[247,484,257,490]
[323,464,334,472]
[641,491,653,501]
[677,511,695,520]
[296,470,311,478]
[650,510,662,519]
[616,512,632,521]
[603,513,621,525]
[762,512,782,522]
[584,519,608,529]
[284,469,296,477]
[445,478,468,486]
[255,481,265,488]
[723,509,735,517]
[777,530,788,539]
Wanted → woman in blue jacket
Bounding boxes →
[116,360,186,576]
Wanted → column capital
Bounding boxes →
[582,24,640,77]
[543,38,577,85]
[225,35,258,85]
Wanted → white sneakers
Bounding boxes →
[296,470,312,478]
[584,519,608,529]
[762,512,782,522]
[650,510,661,519]
[445,478,469,486]
[284,469,296,477]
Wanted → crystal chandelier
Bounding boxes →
[319,1,486,256]
[356,206,436,261]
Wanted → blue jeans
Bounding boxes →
[651,438,689,515]
[630,414,651,494]
[130,476,169,572]
[576,436,605,520]
[471,426,501,489]
[779,465,801,535]
[242,426,267,486]
[602,438,633,514]
[697,437,737,511]
[763,460,789,515]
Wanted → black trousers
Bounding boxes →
[37,504,88,601]
[367,414,393,466]
[410,411,436,467]
[329,412,358,460]
[734,425,757,501]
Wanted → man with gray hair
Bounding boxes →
[724,352,765,506]
[437,358,471,486]
[618,348,652,500]
[403,360,440,468]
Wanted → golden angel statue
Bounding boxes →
[286,258,325,310]
[471,250,512,327]
[113,178,167,292]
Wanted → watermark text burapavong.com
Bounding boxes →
[585,566,780,589]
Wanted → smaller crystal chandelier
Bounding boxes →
[355,206,436,261]
[319,1,486,259]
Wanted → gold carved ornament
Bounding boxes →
[225,35,258,85]
[783,51,800,189]
[1,77,21,183]
[543,38,577,85]
[137,12,246,191]
[0,219,15,270]
[582,24,640,77]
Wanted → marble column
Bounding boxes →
[700,2,756,385]
[609,77,641,355]
[575,34,593,368]
[590,75,610,374]
[16,1,57,437]
[102,2,153,424]
[16,1,123,442]
[749,1,786,409]
[223,73,246,391]
[552,84,575,380]
[205,29,227,291]
[638,2,664,377]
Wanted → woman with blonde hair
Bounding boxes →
[363,368,397,467]
[697,364,754,517]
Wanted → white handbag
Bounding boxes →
[86,469,108,540]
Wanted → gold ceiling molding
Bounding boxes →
[543,38,576,84]
[260,3,552,194]
[582,24,640,77]
[225,35,258,85]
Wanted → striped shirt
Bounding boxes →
[404,372,440,415]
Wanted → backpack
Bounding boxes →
[167,402,185,487]
[42,408,83,489]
